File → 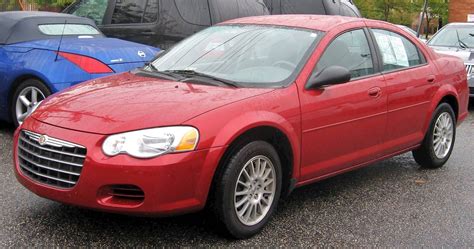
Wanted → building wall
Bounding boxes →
[449,0,474,22]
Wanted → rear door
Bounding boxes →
[299,28,387,181]
[368,26,437,154]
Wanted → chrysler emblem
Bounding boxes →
[38,135,48,146]
[137,51,146,58]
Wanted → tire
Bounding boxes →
[412,103,456,169]
[10,79,51,127]
[213,141,282,239]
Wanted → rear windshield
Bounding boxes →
[38,24,101,36]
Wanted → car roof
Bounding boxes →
[0,11,101,45]
[446,22,474,26]
[221,15,363,32]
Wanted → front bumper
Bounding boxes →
[13,118,225,216]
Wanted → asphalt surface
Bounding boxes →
[0,105,473,247]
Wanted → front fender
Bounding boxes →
[183,86,302,202]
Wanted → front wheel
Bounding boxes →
[412,103,456,169]
[10,79,51,127]
[213,141,282,239]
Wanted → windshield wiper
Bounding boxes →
[165,70,239,88]
[141,63,183,80]
[456,29,469,49]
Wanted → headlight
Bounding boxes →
[102,126,199,158]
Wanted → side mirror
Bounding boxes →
[305,65,351,90]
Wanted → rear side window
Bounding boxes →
[175,0,211,26]
[69,0,108,24]
[237,0,269,16]
[38,24,101,35]
[280,0,325,14]
[209,0,239,23]
[317,29,375,78]
[111,0,158,24]
[209,0,268,24]
[372,29,425,71]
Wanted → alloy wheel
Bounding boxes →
[234,155,276,226]
[15,86,45,125]
[432,112,454,159]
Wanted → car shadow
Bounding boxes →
[0,121,15,133]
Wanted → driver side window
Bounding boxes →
[317,29,375,79]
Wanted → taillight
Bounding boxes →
[58,52,114,74]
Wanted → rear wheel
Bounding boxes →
[213,141,282,239]
[412,103,456,169]
[10,79,50,127]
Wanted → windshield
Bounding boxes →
[429,25,474,48]
[149,25,321,87]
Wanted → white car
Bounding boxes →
[427,22,474,98]
[396,25,427,43]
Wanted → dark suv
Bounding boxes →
[264,0,361,17]
[65,0,361,48]
[64,0,269,48]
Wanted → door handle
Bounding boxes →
[427,75,436,83]
[141,31,156,35]
[368,87,381,98]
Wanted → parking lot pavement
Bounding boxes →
[1,105,473,247]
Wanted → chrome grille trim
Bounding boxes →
[19,164,76,185]
[18,153,81,176]
[465,64,474,76]
[24,130,85,148]
[17,130,87,188]
[18,143,83,167]
[20,136,86,158]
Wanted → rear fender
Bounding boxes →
[423,85,460,134]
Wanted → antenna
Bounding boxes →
[54,20,68,61]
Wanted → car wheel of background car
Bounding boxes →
[213,141,282,239]
[11,79,51,127]
[412,103,456,169]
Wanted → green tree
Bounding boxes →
[24,0,74,8]
[353,0,449,35]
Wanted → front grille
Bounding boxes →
[17,130,87,188]
[465,64,474,77]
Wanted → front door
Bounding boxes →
[299,28,387,181]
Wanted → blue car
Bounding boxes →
[0,11,160,126]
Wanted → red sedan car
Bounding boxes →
[13,15,469,238]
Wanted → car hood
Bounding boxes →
[31,72,274,135]
[429,45,474,63]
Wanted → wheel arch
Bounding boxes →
[8,74,51,108]
[7,74,52,122]
[212,125,296,198]
[439,94,459,120]
[423,85,460,134]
